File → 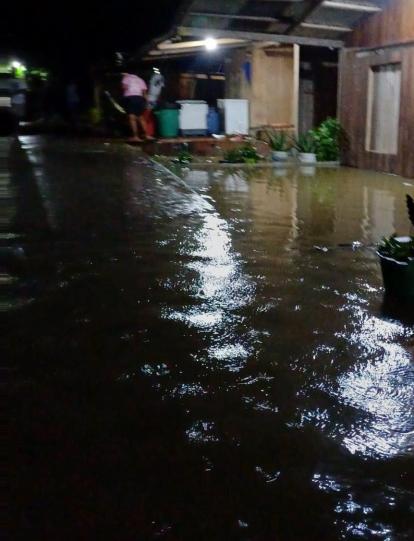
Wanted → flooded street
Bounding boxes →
[4,137,414,540]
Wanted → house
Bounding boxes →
[339,0,414,178]
[142,0,413,177]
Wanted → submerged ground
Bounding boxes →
[3,136,414,540]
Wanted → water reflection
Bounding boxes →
[338,309,414,457]
[163,210,256,374]
[178,165,414,462]
[6,138,414,540]
[178,165,414,537]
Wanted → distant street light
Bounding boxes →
[11,60,26,74]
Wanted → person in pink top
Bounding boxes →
[121,72,152,142]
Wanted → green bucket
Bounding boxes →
[155,109,179,138]
[378,253,414,302]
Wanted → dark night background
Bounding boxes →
[1,1,179,71]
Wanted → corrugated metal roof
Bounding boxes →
[143,0,386,58]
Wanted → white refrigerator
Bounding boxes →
[177,100,208,136]
[217,99,249,135]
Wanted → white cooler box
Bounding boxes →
[177,100,208,136]
[217,99,249,135]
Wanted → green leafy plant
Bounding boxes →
[378,195,414,261]
[222,148,242,163]
[223,143,261,164]
[173,144,193,164]
[378,235,414,262]
[240,144,261,164]
[294,131,317,154]
[267,131,291,152]
[312,118,346,162]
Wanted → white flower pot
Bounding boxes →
[298,152,317,164]
[272,150,289,162]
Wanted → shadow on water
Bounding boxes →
[4,142,414,540]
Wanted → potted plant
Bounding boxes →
[267,131,291,162]
[312,118,347,162]
[294,131,317,164]
[377,195,414,301]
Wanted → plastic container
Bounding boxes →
[142,109,156,138]
[207,107,220,135]
[155,109,179,138]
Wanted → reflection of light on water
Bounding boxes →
[171,383,207,398]
[338,310,414,458]
[141,363,170,377]
[164,210,256,371]
[168,309,223,329]
[209,343,249,360]
[20,136,59,230]
[191,213,232,261]
[312,473,395,539]
[209,343,250,372]
[335,501,373,516]
[255,466,281,483]
[187,213,255,308]
[186,421,219,443]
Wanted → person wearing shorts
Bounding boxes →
[121,72,152,142]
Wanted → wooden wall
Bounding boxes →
[347,0,414,49]
[225,47,252,103]
[339,0,414,178]
[225,44,298,130]
[339,45,414,178]
[250,45,298,129]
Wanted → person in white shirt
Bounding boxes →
[147,68,164,110]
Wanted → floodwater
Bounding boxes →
[3,137,414,540]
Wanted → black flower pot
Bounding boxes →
[378,252,414,302]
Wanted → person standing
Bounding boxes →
[147,67,164,110]
[121,71,151,142]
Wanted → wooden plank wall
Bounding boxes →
[225,44,298,130]
[250,45,295,128]
[339,0,414,178]
[347,0,414,49]
[225,47,252,102]
[339,45,414,178]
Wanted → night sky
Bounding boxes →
[1,1,178,70]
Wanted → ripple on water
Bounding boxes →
[337,311,414,458]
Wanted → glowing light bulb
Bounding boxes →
[204,37,218,51]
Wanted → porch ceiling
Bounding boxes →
[144,0,386,59]
[182,0,385,42]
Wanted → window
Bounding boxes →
[366,63,401,155]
